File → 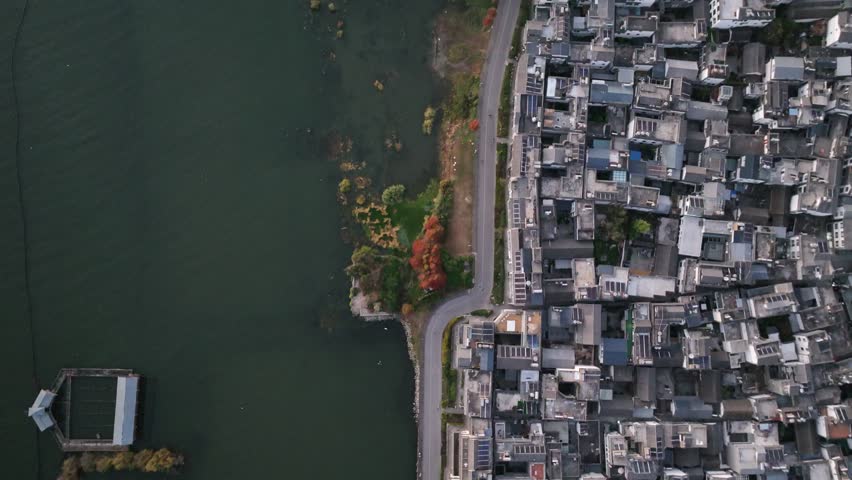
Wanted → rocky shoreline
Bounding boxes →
[402,319,422,421]
[402,316,424,480]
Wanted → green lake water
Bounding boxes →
[0,1,443,477]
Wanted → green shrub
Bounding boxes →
[492,173,507,304]
[433,180,455,224]
[629,219,652,239]
[382,184,406,205]
[446,75,479,122]
[442,316,465,406]
[422,106,437,135]
[497,62,513,137]
[338,178,351,194]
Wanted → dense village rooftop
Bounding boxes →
[446,1,852,479]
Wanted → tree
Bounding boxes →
[345,245,384,292]
[483,7,497,27]
[760,18,801,49]
[111,451,135,471]
[59,457,80,480]
[79,452,97,473]
[599,206,627,243]
[338,178,351,194]
[422,106,436,135]
[95,455,113,473]
[433,180,455,223]
[309,0,321,10]
[379,259,403,311]
[382,184,406,205]
[401,303,414,317]
[630,219,652,239]
[132,449,154,470]
[144,448,180,472]
[345,245,378,278]
[409,216,448,291]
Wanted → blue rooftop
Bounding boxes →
[601,338,629,366]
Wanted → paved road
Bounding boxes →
[419,2,520,479]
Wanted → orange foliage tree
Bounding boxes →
[409,216,447,291]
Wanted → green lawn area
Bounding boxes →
[390,180,439,247]
[444,252,474,292]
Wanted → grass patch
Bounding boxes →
[446,74,480,122]
[492,230,505,304]
[448,44,471,63]
[492,144,508,304]
[444,251,474,291]
[497,61,514,138]
[497,143,508,168]
[379,257,406,312]
[458,1,492,27]
[442,316,465,407]
[445,370,458,409]
[509,0,531,59]
[470,309,493,317]
[390,180,439,247]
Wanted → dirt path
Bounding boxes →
[432,8,490,257]
[442,123,475,256]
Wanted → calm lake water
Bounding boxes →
[0,1,443,478]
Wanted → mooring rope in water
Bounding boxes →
[10,0,41,476]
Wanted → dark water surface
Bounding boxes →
[0,1,443,477]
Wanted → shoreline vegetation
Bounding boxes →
[339,0,499,334]
[58,448,184,480]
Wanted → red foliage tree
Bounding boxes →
[409,216,447,291]
[469,118,480,131]
[483,8,496,27]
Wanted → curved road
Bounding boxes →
[419,2,520,479]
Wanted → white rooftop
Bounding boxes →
[28,389,56,432]
[112,376,139,446]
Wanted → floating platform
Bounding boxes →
[28,368,142,452]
